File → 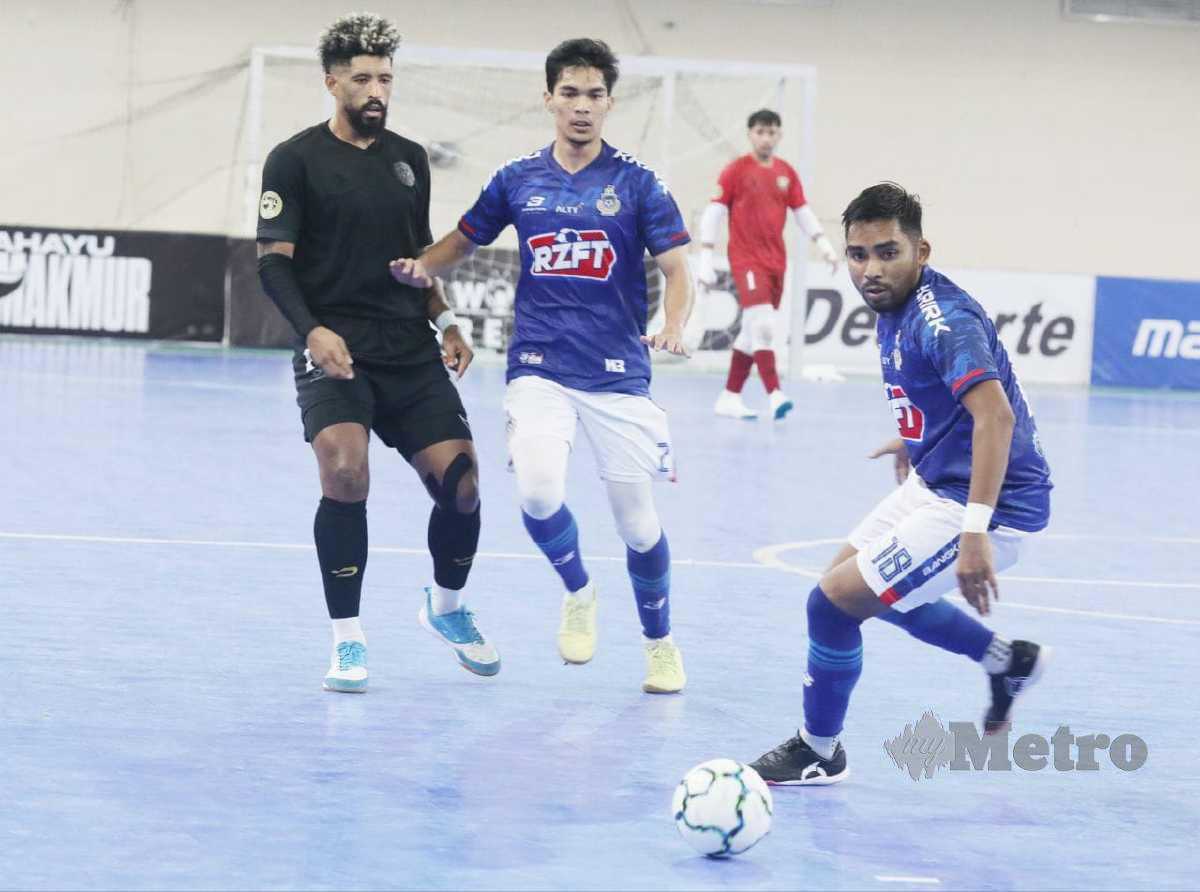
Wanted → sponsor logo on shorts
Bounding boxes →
[518,351,544,365]
[527,228,616,281]
[604,358,625,373]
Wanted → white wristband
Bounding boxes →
[962,502,994,534]
[434,309,458,333]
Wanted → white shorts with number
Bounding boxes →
[849,472,1031,613]
[503,375,675,483]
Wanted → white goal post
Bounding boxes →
[239,44,819,376]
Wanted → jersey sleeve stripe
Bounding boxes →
[951,367,988,393]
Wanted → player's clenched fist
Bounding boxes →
[305,325,355,379]
[389,257,433,288]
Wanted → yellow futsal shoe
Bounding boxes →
[558,586,597,664]
[642,635,686,693]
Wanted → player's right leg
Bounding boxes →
[504,376,596,664]
[294,352,375,692]
[715,310,757,420]
[312,423,372,693]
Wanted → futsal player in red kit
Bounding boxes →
[699,109,840,420]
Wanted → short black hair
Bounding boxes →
[842,182,923,240]
[318,13,400,73]
[747,108,781,129]
[545,38,619,94]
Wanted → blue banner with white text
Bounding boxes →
[1092,277,1200,390]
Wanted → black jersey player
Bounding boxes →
[256,14,499,692]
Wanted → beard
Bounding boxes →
[346,101,387,138]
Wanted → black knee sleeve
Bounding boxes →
[428,502,481,591]
[422,452,475,512]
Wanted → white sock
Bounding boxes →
[567,579,596,604]
[430,584,464,616]
[644,633,673,646]
[332,616,365,645]
[801,729,837,760]
[981,636,1013,674]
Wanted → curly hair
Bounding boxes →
[318,13,400,72]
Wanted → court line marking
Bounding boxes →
[875,878,941,886]
[3,531,1198,627]
[878,878,940,888]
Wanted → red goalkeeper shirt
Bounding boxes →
[713,154,807,273]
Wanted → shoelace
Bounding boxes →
[648,642,678,673]
[563,600,593,634]
[441,608,484,644]
[336,640,366,670]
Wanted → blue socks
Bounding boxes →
[627,533,671,639]
[879,598,994,661]
[804,586,864,739]
[522,505,589,592]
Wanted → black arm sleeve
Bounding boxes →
[257,252,319,339]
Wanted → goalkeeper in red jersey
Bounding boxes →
[699,109,840,420]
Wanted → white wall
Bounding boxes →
[2,0,1198,278]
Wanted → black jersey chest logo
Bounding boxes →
[393,162,416,187]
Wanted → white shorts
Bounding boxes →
[503,375,675,484]
[848,472,1030,613]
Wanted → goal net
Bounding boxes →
[238,45,818,374]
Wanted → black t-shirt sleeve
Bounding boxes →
[257,145,305,243]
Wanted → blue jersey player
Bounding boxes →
[750,183,1053,784]
[390,39,694,693]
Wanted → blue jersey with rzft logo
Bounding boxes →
[877,266,1053,532]
[458,142,690,394]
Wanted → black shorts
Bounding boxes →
[293,353,471,460]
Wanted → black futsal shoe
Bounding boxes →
[985,640,1051,735]
[750,733,849,786]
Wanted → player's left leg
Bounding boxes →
[373,361,498,677]
[576,388,684,692]
[409,437,500,677]
[605,479,685,693]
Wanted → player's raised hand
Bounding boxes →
[306,325,355,380]
[641,323,690,357]
[957,533,998,617]
[441,325,474,379]
[389,257,433,288]
[868,437,910,485]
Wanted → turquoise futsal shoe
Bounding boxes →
[323,640,368,693]
[418,588,501,677]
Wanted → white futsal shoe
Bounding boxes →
[324,640,368,693]
[715,390,758,420]
[769,389,794,421]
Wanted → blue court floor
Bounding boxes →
[1,336,1196,891]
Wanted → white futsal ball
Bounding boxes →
[671,758,773,857]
